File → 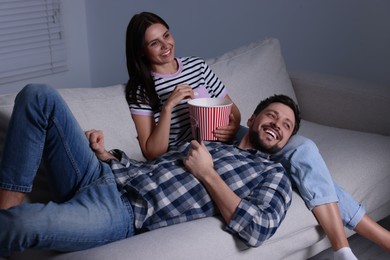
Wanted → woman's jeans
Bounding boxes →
[236,126,365,230]
[0,84,134,257]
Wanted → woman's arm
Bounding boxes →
[133,84,195,160]
[132,108,171,161]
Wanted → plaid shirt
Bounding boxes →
[110,141,292,247]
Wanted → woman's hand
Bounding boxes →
[164,84,194,111]
[214,94,241,143]
[213,113,239,142]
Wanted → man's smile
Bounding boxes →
[263,126,280,140]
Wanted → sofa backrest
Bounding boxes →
[0,85,144,162]
[0,38,297,162]
[207,38,297,123]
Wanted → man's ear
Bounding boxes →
[247,114,256,127]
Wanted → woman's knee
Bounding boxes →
[277,135,319,156]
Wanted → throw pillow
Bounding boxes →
[206,38,297,122]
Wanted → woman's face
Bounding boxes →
[143,23,175,69]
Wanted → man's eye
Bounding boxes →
[267,113,275,118]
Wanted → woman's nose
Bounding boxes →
[160,40,168,49]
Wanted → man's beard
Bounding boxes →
[249,129,281,154]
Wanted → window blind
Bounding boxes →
[0,0,67,85]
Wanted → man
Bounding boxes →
[0,84,299,256]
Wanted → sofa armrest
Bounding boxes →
[290,71,390,136]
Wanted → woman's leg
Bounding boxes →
[274,135,390,257]
[272,135,355,254]
[312,203,349,249]
[354,215,390,252]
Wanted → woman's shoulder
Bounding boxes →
[179,57,209,71]
[179,56,206,64]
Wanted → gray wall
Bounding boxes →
[1,0,389,94]
[85,0,390,88]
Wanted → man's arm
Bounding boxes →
[183,141,292,247]
[183,140,241,223]
[226,168,292,247]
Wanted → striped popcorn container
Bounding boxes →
[188,98,233,141]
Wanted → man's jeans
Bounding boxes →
[236,126,365,230]
[0,84,134,256]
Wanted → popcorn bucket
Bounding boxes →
[188,98,233,141]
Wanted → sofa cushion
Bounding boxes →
[206,38,297,122]
[58,85,143,161]
[0,85,143,164]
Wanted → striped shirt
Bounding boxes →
[129,57,228,147]
[110,141,292,247]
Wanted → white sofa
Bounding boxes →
[1,38,389,260]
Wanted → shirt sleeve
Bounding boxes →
[202,60,228,98]
[128,88,154,117]
[129,103,154,117]
[225,167,292,247]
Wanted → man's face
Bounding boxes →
[247,102,295,154]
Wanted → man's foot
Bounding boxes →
[0,189,25,209]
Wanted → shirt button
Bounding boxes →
[149,172,153,176]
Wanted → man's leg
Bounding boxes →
[0,84,99,204]
[0,84,134,255]
[0,173,133,256]
[0,190,24,209]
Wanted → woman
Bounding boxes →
[125,12,241,160]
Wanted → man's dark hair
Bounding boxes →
[253,94,301,135]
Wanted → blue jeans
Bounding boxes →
[236,126,365,230]
[0,84,134,257]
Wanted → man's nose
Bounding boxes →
[271,121,281,129]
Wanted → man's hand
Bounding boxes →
[183,140,215,181]
[183,140,241,224]
[85,129,115,162]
